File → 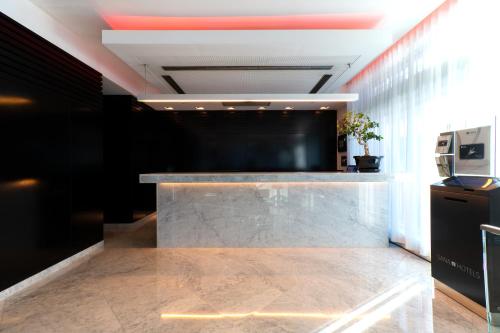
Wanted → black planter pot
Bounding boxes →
[354,156,383,173]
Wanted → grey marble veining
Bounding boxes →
[0,218,493,333]
[140,172,388,184]
[156,182,388,247]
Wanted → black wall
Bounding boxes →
[0,13,103,291]
[103,96,337,223]
[137,109,338,172]
[103,96,156,223]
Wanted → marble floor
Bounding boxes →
[0,215,495,333]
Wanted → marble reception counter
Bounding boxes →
[140,173,389,248]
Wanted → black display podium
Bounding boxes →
[431,176,500,307]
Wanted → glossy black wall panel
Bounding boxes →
[137,110,337,172]
[69,109,104,249]
[0,13,103,291]
[103,96,134,223]
[103,96,155,223]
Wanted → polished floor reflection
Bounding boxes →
[0,216,493,332]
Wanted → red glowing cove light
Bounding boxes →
[103,13,383,30]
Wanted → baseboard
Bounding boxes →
[0,241,104,301]
[434,279,486,319]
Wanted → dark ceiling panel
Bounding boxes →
[162,75,185,94]
[309,74,332,94]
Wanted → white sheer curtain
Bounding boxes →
[343,0,500,257]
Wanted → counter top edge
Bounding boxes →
[139,172,389,183]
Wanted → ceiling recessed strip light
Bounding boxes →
[162,65,333,71]
[138,94,358,103]
[140,99,357,102]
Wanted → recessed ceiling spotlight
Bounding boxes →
[195,106,205,110]
[258,106,267,110]
[138,94,359,103]
[284,106,293,110]
[164,106,174,110]
[227,107,235,110]
[320,106,330,110]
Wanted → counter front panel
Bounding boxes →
[141,173,389,248]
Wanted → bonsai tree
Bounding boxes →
[337,111,383,156]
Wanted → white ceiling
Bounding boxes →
[102,29,391,95]
[29,0,446,96]
[29,0,446,40]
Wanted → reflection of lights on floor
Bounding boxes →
[341,284,424,333]
[160,312,391,320]
[317,278,423,333]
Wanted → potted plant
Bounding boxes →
[337,111,384,172]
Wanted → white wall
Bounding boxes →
[0,0,159,96]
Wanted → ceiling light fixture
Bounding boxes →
[258,106,267,110]
[141,98,356,103]
[195,106,205,110]
[137,93,359,104]
[164,106,174,110]
[320,106,330,110]
[285,106,293,110]
[227,107,235,110]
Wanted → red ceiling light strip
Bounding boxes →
[103,14,383,30]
